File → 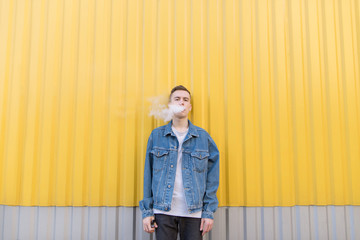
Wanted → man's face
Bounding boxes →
[169,90,192,119]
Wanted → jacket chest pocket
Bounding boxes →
[191,151,209,172]
[151,149,169,171]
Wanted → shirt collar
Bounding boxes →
[164,120,199,138]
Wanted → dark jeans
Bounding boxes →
[154,214,203,240]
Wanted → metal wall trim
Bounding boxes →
[1,205,359,240]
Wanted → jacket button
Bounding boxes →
[168,185,171,188]
[171,165,174,168]
[174,146,177,149]
[165,207,168,210]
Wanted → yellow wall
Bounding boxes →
[0,0,359,207]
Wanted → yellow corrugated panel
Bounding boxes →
[0,0,359,207]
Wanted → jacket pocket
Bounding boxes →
[151,149,169,171]
[191,151,209,172]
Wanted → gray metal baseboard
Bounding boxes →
[0,206,359,240]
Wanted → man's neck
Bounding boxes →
[172,117,189,132]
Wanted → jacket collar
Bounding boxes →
[164,120,199,137]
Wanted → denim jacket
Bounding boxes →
[139,120,219,219]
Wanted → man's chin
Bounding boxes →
[173,113,188,119]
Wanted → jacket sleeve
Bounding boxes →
[139,132,154,219]
[201,135,220,219]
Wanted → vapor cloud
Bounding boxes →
[148,96,185,122]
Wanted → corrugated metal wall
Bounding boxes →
[1,0,360,239]
[1,0,360,208]
[1,206,360,240]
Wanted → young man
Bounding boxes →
[139,85,220,240]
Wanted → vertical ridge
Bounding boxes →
[2,0,17,205]
[19,0,34,205]
[222,0,229,206]
[53,0,66,206]
[337,0,354,205]
[105,0,114,206]
[320,0,335,205]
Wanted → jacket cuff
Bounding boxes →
[201,210,214,219]
[141,209,154,219]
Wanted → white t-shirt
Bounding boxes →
[154,126,202,218]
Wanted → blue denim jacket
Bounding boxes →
[139,120,219,219]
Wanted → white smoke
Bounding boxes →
[148,96,185,122]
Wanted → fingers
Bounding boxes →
[143,216,156,233]
[200,218,204,231]
[144,223,155,233]
[202,223,212,236]
[201,219,214,236]
[201,223,208,236]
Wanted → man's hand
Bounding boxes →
[143,216,158,233]
[200,218,214,236]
